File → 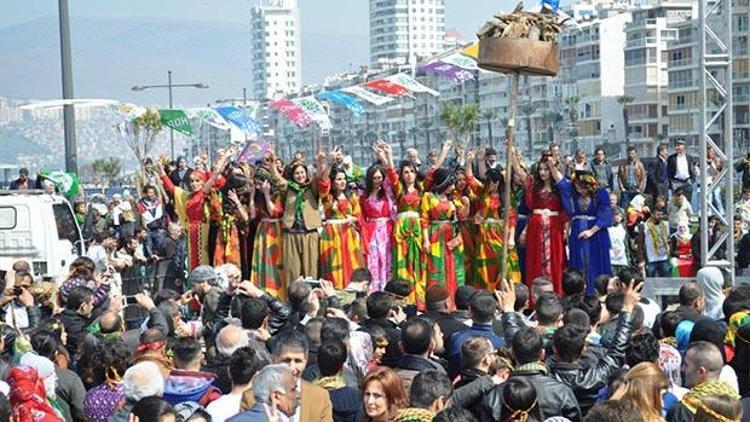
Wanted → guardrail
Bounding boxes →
[643,276,750,307]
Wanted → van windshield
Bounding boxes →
[53,203,80,248]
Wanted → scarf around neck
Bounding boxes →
[681,380,739,414]
[287,180,311,220]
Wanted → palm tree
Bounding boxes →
[91,157,122,193]
[396,130,408,159]
[439,102,481,158]
[481,110,496,149]
[519,104,535,158]
[542,110,563,144]
[408,127,419,150]
[420,120,433,154]
[617,95,636,153]
[565,96,581,152]
[124,108,163,164]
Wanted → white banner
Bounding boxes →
[341,86,394,106]
[292,96,332,130]
[188,107,233,131]
[386,73,440,97]
[441,52,479,71]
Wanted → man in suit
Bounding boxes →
[227,364,299,422]
[267,331,333,422]
[646,143,670,201]
[667,138,696,199]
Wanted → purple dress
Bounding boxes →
[83,382,125,422]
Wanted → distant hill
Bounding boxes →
[0,126,50,156]
[0,16,368,106]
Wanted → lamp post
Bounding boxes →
[131,70,208,159]
[58,0,77,174]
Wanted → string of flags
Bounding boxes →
[21,42,484,136]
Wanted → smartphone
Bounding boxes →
[12,286,22,296]
[303,277,321,287]
[122,296,139,307]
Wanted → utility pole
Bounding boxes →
[168,70,174,160]
[58,0,77,174]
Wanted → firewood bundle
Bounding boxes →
[476,2,562,43]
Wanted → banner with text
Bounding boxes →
[271,100,313,128]
[341,86,394,106]
[386,73,440,96]
[292,96,333,130]
[317,91,365,116]
[215,106,261,134]
[158,109,193,136]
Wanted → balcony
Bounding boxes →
[669,58,694,68]
[626,36,657,48]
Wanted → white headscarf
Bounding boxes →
[696,267,725,320]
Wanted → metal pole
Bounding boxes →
[58,0,77,174]
[698,0,708,269]
[500,73,520,286]
[168,70,174,160]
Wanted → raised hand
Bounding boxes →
[227,189,242,205]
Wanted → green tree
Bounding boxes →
[565,96,581,151]
[125,108,163,164]
[439,102,481,158]
[520,104,535,158]
[482,110,496,149]
[618,95,636,153]
[420,120,433,153]
[542,110,564,144]
[91,157,122,192]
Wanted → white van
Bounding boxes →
[0,191,84,277]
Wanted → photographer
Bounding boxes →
[735,152,750,192]
[0,270,40,333]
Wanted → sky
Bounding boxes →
[0,1,511,35]
[0,0,517,105]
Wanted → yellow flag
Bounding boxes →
[461,42,479,59]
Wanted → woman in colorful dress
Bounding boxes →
[465,150,521,290]
[670,220,696,277]
[319,148,364,289]
[360,156,394,293]
[250,159,286,299]
[549,156,612,294]
[377,141,425,307]
[279,152,326,283]
[213,162,251,268]
[159,151,230,272]
[512,150,567,295]
[421,166,469,303]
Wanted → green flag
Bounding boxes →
[158,109,193,136]
[39,169,81,198]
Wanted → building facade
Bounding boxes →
[250,0,303,100]
[369,0,447,65]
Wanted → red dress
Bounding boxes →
[524,176,567,295]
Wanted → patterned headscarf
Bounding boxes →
[573,170,600,191]
[7,365,62,422]
[725,311,750,346]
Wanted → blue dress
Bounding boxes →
[557,178,613,294]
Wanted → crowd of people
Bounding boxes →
[0,137,749,421]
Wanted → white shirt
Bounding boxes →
[608,224,629,266]
[206,392,243,422]
[675,154,689,180]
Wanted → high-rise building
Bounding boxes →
[250,0,302,100]
[369,0,446,66]
[623,1,691,157]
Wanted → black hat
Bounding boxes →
[674,138,686,146]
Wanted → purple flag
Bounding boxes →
[420,61,475,84]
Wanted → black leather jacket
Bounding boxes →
[482,368,582,421]
[548,310,635,415]
[213,291,293,336]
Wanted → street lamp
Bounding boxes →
[131,70,209,159]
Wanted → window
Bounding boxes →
[0,207,16,230]
[53,204,79,245]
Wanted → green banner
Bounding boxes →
[158,109,193,136]
[39,169,81,198]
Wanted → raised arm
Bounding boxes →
[203,150,232,194]
[548,156,564,183]
[432,139,453,171]
[509,147,528,181]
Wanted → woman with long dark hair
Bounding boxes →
[319,149,364,289]
[549,155,612,294]
[213,161,252,270]
[159,151,232,271]
[361,147,394,293]
[279,152,327,282]
[512,150,567,295]
[465,150,521,289]
[421,164,469,302]
[250,155,286,299]
[379,141,426,306]
[82,339,132,422]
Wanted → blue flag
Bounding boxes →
[215,106,261,134]
[317,91,365,116]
